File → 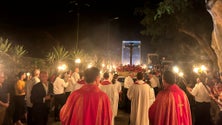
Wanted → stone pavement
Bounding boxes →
[48,109,130,125]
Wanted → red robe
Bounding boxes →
[149,84,192,125]
[60,84,112,125]
[78,80,86,84]
[101,80,111,85]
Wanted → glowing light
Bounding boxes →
[87,64,92,68]
[58,64,67,71]
[102,64,105,67]
[113,65,116,69]
[135,61,140,65]
[27,72,30,76]
[142,64,147,69]
[201,65,207,71]
[178,72,184,77]
[193,67,199,73]
[173,66,179,73]
[75,58,81,63]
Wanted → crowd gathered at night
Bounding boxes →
[0,62,222,125]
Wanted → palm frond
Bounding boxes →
[0,38,12,54]
[13,45,28,58]
[46,46,69,64]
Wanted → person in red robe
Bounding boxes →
[60,67,112,125]
[149,71,192,125]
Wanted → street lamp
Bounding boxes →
[58,64,67,72]
[75,58,81,64]
[75,58,81,68]
[173,66,179,73]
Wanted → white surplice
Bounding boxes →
[113,81,122,117]
[100,81,115,125]
[127,80,155,125]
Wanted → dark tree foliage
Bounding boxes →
[137,0,214,63]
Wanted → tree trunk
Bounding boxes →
[207,0,222,72]
[179,28,217,66]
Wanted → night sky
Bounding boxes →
[0,0,148,58]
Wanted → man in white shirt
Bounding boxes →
[64,70,75,97]
[191,76,213,125]
[148,72,160,96]
[127,72,155,125]
[26,69,40,125]
[53,73,69,121]
[72,67,80,84]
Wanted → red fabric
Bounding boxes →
[101,80,111,85]
[149,84,192,125]
[78,80,86,84]
[60,84,112,125]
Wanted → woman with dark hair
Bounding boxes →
[13,71,26,125]
[112,74,122,117]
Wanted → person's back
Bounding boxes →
[150,84,191,125]
[100,74,115,105]
[60,67,112,125]
[149,71,192,125]
[127,72,155,125]
[99,72,115,125]
[61,84,112,125]
[100,84,115,103]
[112,78,122,117]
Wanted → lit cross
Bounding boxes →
[124,43,139,65]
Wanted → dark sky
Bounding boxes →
[0,0,148,58]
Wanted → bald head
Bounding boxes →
[33,69,40,77]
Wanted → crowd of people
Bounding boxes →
[0,66,222,125]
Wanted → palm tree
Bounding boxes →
[0,37,12,58]
[0,37,28,74]
[46,46,69,74]
[70,49,85,60]
[11,45,28,64]
[46,46,69,64]
[70,49,90,70]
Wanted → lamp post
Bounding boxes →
[76,6,80,49]
[75,58,81,67]
[106,17,119,65]
[107,17,119,52]
[69,1,90,50]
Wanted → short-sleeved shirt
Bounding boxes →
[15,80,26,96]
[0,83,9,103]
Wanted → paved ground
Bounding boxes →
[115,110,130,125]
[48,109,130,125]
